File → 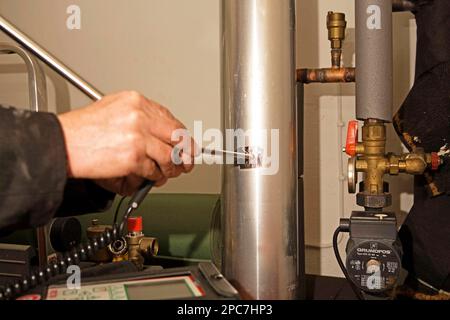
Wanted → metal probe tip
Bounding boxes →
[201,147,251,160]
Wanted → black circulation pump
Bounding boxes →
[334,211,403,299]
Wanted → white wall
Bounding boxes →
[0,0,417,277]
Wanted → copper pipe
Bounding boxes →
[392,0,416,12]
[297,67,355,84]
[297,12,355,85]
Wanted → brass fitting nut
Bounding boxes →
[388,153,400,175]
[403,152,428,175]
[363,122,386,142]
[355,143,365,155]
[139,237,159,257]
[356,193,392,209]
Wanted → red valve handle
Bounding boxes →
[345,120,359,157]
[431,152,440,171]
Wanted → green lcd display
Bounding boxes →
[47,275,205,300]
[123,275,204,300]
[125,279,195,300]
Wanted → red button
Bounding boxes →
[17,294,41,300]
[128,216,143,233]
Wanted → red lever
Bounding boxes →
[345,120,359,157]
[431,152,440,171]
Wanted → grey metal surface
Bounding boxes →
[221,0,298,299]
[296,83,306,299]
[0,15,103,101]
[0,244,36,283]
[198,262,239,298]
[356,0,393,122]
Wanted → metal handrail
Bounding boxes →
[0,15,103,101]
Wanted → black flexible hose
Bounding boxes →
[118,206,134,236]
[333,226,364,300]
[113,196,127,226]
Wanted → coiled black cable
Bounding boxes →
[0,180,154,300]
[0,224,121,300]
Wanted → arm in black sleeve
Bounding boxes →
[0,105,67,234]
[0,105,115,235]
[394,0,450,291]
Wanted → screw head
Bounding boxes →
[374,213,388,220]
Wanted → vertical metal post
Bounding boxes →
[221,0,299,299]
[296,83,306,299]
[0,44,49,267]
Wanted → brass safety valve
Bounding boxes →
[327,11,347,68]
[126,216,159,269]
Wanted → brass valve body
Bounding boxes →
[126,233,159,269]
[86,219,158,266]
[359,120,388,195]
[350,120,437,209]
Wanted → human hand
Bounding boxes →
[58,91,195,195]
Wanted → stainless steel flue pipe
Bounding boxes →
[221,0,299,299]
[356,0,393,122]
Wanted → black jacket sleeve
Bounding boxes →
[0,105,115,235]
[57,179,115,217]
[394,0,450,291]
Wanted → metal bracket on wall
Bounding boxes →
[0,43,47,112]
[0,43,49,267]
